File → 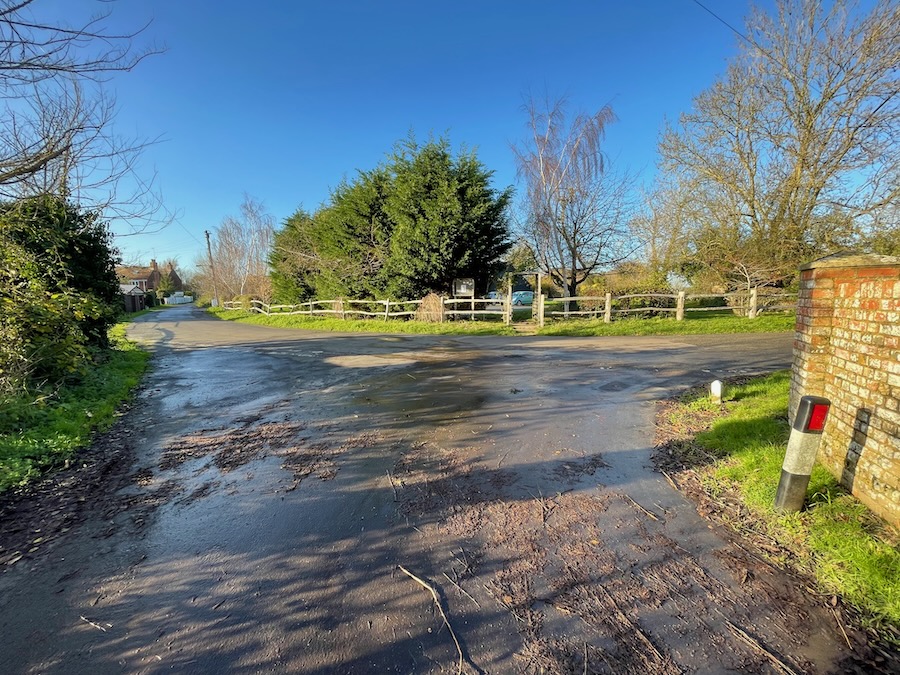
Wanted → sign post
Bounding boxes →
[774,396,831,512]
[453,278,475,321]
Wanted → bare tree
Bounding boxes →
[629,179,693,278]
[203,196,274,301]
[513,96,634,298]
[659,0,900,286]
[0,1,166,227]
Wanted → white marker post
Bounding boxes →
[774,396,831,512]
[710,380,723,404]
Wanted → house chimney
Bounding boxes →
[150,259,158,270]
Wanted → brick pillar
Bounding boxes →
[791,253,900,525]
[790,264,836,420]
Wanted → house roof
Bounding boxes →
[119,284,144,295]
[116,266,153,280]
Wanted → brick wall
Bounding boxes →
[790,253,900,525]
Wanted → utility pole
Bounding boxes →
[204,229,220,307]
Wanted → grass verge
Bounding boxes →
[658,370,900,640]
[207,307,518,335]
[0,321,151,493]
[540,312,795,336]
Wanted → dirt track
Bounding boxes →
[0,306,868,673]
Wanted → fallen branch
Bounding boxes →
[80,615,108,632]
[661,470,679,491]
[443,572,480,608]
[623,494,660,521]
[720,614,797,675]
[832,608,852,650]
[386,470,398,501]
[399,565,465,675]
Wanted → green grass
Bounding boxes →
[0,321,151,493]
[207,307,518,335]
[539,312,795,336]
[673,371,900,634]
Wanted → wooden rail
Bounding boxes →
[223,288,797,326]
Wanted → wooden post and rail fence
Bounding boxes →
[222,288,797,325]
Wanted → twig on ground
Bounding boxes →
[399,565,465,675]
[497,451,509,470]
[596,584,666,664]
[443,572,480,608]
[832,608,852,650]
[386,470,398,501]
[661,470,679,491]
[623,494,660,521]
[528,489,554,525]
[483,583,526,624]
[719,613,797,675]
[79,615,108,632]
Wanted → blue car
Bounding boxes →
[511,290,535,306]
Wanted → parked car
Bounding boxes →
[511,290,535,306]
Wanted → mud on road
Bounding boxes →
[0,305,870,673]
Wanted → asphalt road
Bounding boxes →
[0,305,855,673]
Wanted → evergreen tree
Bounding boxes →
[270,136,511,301]
[311,168,393,298]
[384,137,512,298]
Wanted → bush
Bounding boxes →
[0,195,121,394]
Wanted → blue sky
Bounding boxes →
[53,0,771,269]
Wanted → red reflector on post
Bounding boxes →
[793,395,831,434]
[807,403,829,432]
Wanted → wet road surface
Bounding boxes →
[0,305,855,673]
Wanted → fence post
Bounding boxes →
[676,291,685,321]
[604,293,612,323]
[439,296,446,323]
[505,283,512,326]
[748,287,758,319]
[539,294,546,328]
[384,299,390,321]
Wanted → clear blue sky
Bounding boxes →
[55,0,772,269]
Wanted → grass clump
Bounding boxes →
[540,312,795,336]
[0,321,150,493]
[669,370,900,634]
[207,307,517,336]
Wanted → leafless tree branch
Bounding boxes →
[0,0,168,231]
[513,95,636,297]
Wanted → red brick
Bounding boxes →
[856,266,900,279]
[816,268,857,281]
[811,289,835,301]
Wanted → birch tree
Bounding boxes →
[514,96,634,298]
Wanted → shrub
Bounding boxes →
[0,196,120,394]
